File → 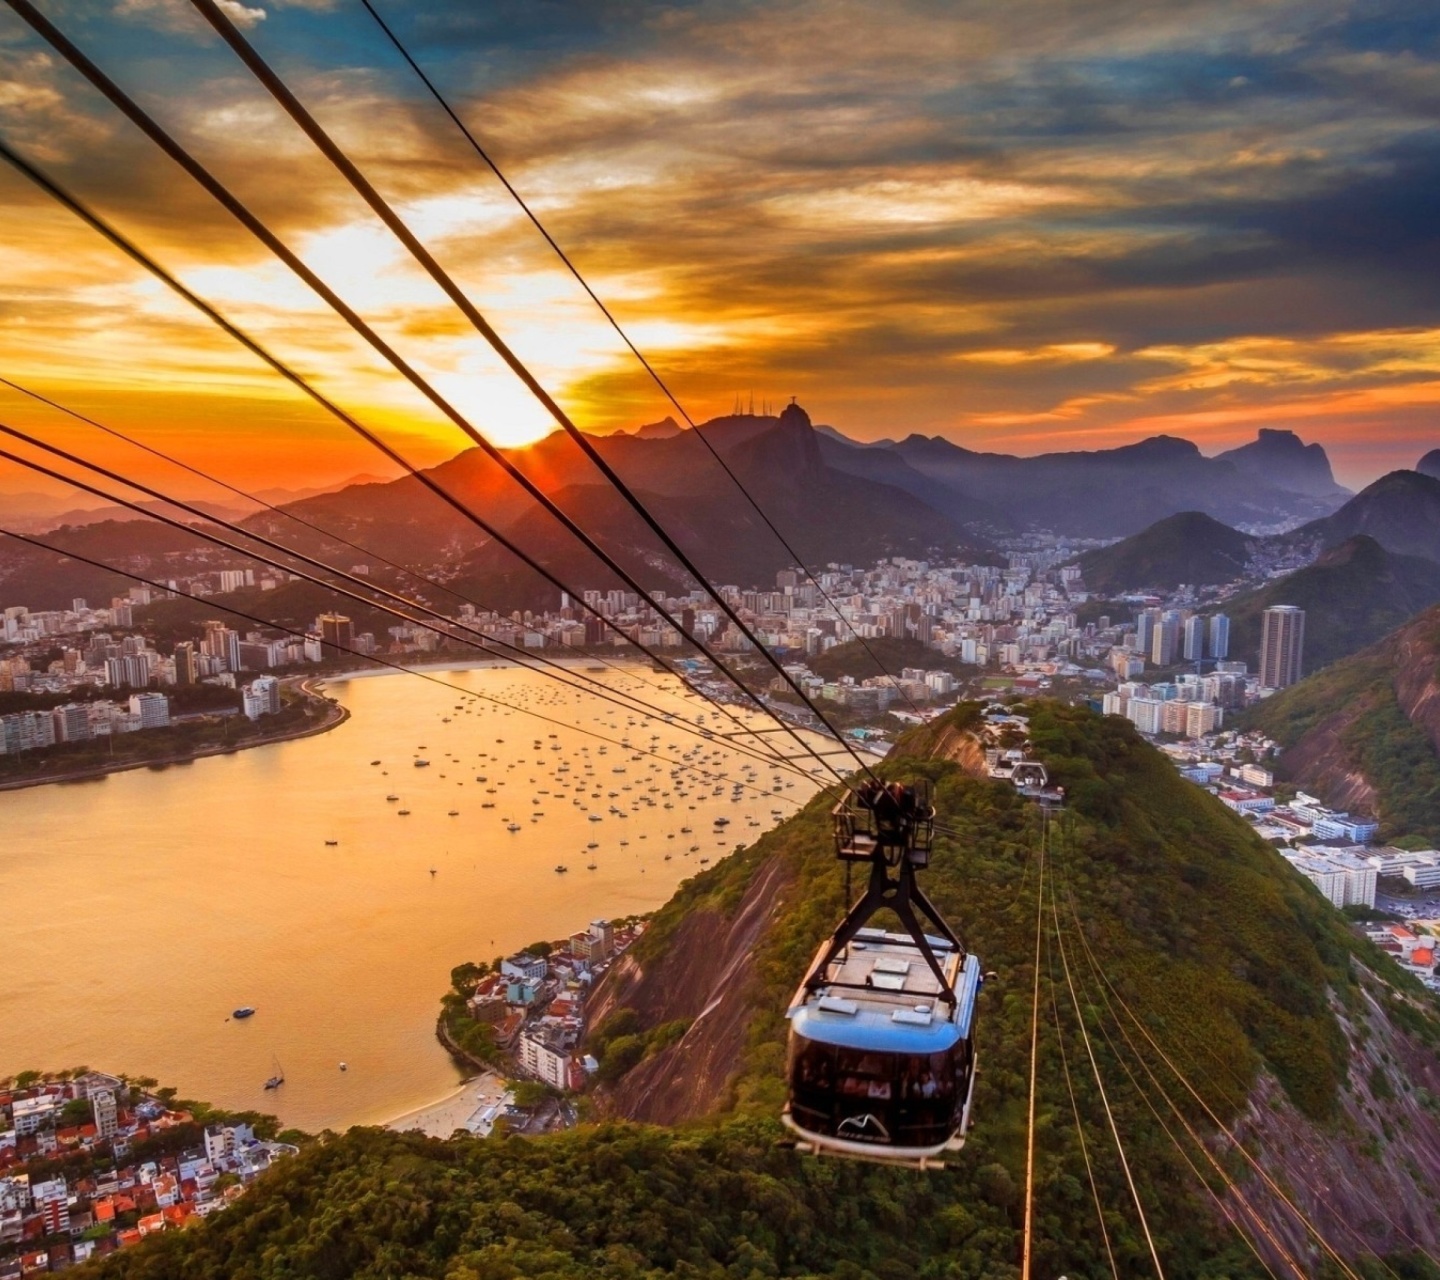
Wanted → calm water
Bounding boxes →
[1,664,832,1131]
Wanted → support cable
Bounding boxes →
[186,0,882,776]
[0,523,809,806]
[0,417,813,778]
[1052,878,1300,1279]
[1056,869,1381,1280]
[0,132,818,781]
[359,0,925,719]
[0,3,851,787]
[1020,809,1047,1280]
[0,441,812,787]
[1049,859,1168,1278]
[1045,937,1120,1280]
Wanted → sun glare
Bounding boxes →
[427,369,559,448]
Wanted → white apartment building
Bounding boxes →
[519,1031,571,1091]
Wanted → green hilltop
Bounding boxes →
[1073,511,1251,594]
[81,703,1440,1280]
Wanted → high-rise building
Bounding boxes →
[1208,613,1230,660]
[1150,613,1179,666]
[92,1089,118,1141]
[1259,606,1305,689]
[128,692,171,729]
[52,703,92,743]
[105,653,151,689]
[1135,607,1162,655]
[202,621,241,672]
[174,641,199,685]
[318,613,353,659]
[242,675,282,720]
[1182,615,1206,662]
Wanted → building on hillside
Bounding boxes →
[1283,848,1377,908]
[1218,788,1275,815]
[1259,605,1305,689]
[1209,613,1230,660]
[519,1028,575,1091]
[1237,763,1273,788]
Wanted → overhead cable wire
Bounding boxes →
[358,0,926,720]
[184,0,881,780]
[1019,809,1047,1280]
[1045,938,1120,1280]
[1051,875,1299,1279]
[0,413,812,778]
[1088,920,1440,1270]
[0,134,817,783]
[1048,862,1168,1278]
[0,5,851,790]
[1058,875,1386,1280]
[0,375,475,608]
[0,522,809,807]
[0,438,818,785]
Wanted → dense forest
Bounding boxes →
[82,703,1440,1279]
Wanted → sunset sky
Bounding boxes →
[0,0,1437,499]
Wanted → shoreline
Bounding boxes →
[0,679,349,794]
[382,1070,513,1139]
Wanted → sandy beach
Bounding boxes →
[384,1072,514,1139]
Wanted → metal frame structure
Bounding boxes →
[811,780,963,1005]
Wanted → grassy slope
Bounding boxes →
[83,703,1430,1280]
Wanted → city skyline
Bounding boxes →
[0,0,1436,496]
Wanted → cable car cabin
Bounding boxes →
[785,928,981,1168]
[783,780,981,1169]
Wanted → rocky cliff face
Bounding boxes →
[1231,973,1440,1261]
[585,849,797,1124]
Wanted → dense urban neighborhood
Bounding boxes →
[0,1072,295,1275]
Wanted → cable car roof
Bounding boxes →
[788,930,982,1053]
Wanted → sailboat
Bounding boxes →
[263,1057,285,1090]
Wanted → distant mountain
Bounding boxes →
[255,403,989,607]
[251,475,393,506]
[819,429,1348,537]
[629,417,683,440]
[0,519,214,609]
[1214,428,1346,496]
[1073,511,1252,593]
[1226,534,1440,674]
[1297,470,1440,561]
[1247,604,1440,840]
[1416,450,1440,481]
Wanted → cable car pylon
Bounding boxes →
[783,779,982,1169]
